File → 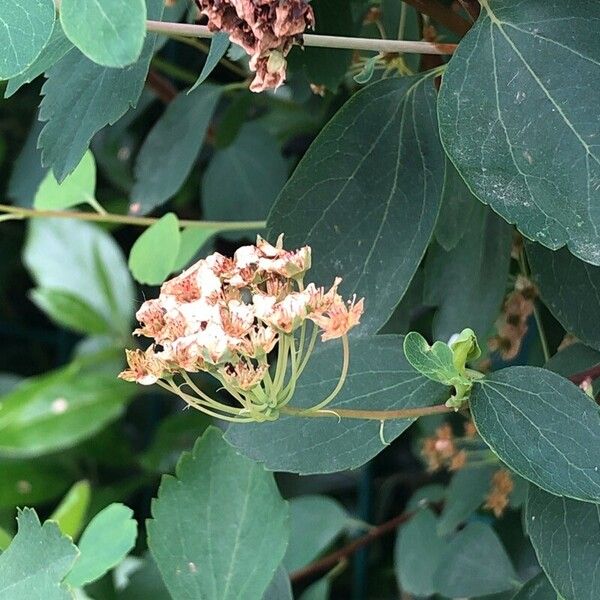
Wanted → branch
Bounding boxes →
[289,509,418,583]
[146,20,457,55]
[401,0,472,36]
[0,204,265,231]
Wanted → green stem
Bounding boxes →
[281,403,454,421]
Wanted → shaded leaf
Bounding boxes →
[49,480,91,539]
[262,566,292,600]
[544,343,600,379]
[189,32,230,91]
[0,509,78,599]
[131,85,221,214]
[147,427,289,600]
[65,503,138,587]
[512,572,557,600]
[425,202,512,341]
[128,213,181,285]
[60,0,146,68]
[395,508,447,597]
[24,218,134,336]
[433,522,518,597]
[268,74,444,334]
[226,335,448,474]
[38,0,164,181]
[0,0,55,79]
[528,243,600,351]
[298,578,330,600]
[526,485,600,600]
[438,0,600,264]
[471,366,600,503]
[284,495,349,572]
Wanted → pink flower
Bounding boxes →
[119,349,165,385]
[309,295,365,341]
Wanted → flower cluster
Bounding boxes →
[120,235,363,422]
[488,275,537,360]
[195,0,315,92]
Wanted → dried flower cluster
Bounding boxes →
[195,0,315,92]
[421,424,467,472]
[120,235,363,422]
[484,469,514,517]
[488,275,537,360]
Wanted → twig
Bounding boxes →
[401,0,472,36]
[290,509,418,583]
[0,204,265,231]
[146,20,457,55]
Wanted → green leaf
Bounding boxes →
[526,485,600,600]
[0,0,56,79]
[528,243,600,352]
[34,150,97,211]
[512,573,557,600]
[284,495,349,572]
[471,366,600,503]
[60,0,146,68]
[0,458,72,509]
[203,122,287,228]
[38,0,164,181]
[433,522,518,597]
[118,553,170,600]
[298,578,330,600]
[128,213,181,285]
[49,480,91,539]
[189,32,230,92]
[30,288,111,335]
[406,484,446,511]
[0,509,78,599]
[263,567,293,600]
[226,335,448,474]
[353,55,378,85]
[394,508,447,597]
[130,85,221,214]
[5,24,73,98]
[140,411,210,473]
[434,159,477,251]
[0,528,11,552]
[403,331,468,386]
[65,503,137,587]
[425,202,512,341]
[544,343,600,379]
[0,359,133,458]
[172,228,217,272]
[438,0,600,264]
[268,74,444,334]
[24,218,134,336]
[437,465,495,536]
[147,427,289,600]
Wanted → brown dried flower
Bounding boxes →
[484,469,514,518]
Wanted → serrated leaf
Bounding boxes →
[528,243,600,352]
[284,496,349,572]
[24,218,134,336]
[394,508,447,597]
[30,288,111,335]
[5,24,73,98]
[0,509,78,599]
[526,485,600,600]
[147,427,289,600]
[35,150,97,211]
[189,32,230,91]
[438,0,600,264]
[471,366,600,503]
[49,480,91,539]
[437,465,495,536]
[512,572,557,600]
[38,0,164,181]
[128,213,181,285]
[65,503,137,587]
[0,359,133,458]
[203,122,287,228]
[425,202,512,341]
[434,159,477,251]
[0,0,56,79]
[268,74,444,334]
[60,0,146,68]
[130,85,221,214]
[433,522,518,597]
[226,335,448,474]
